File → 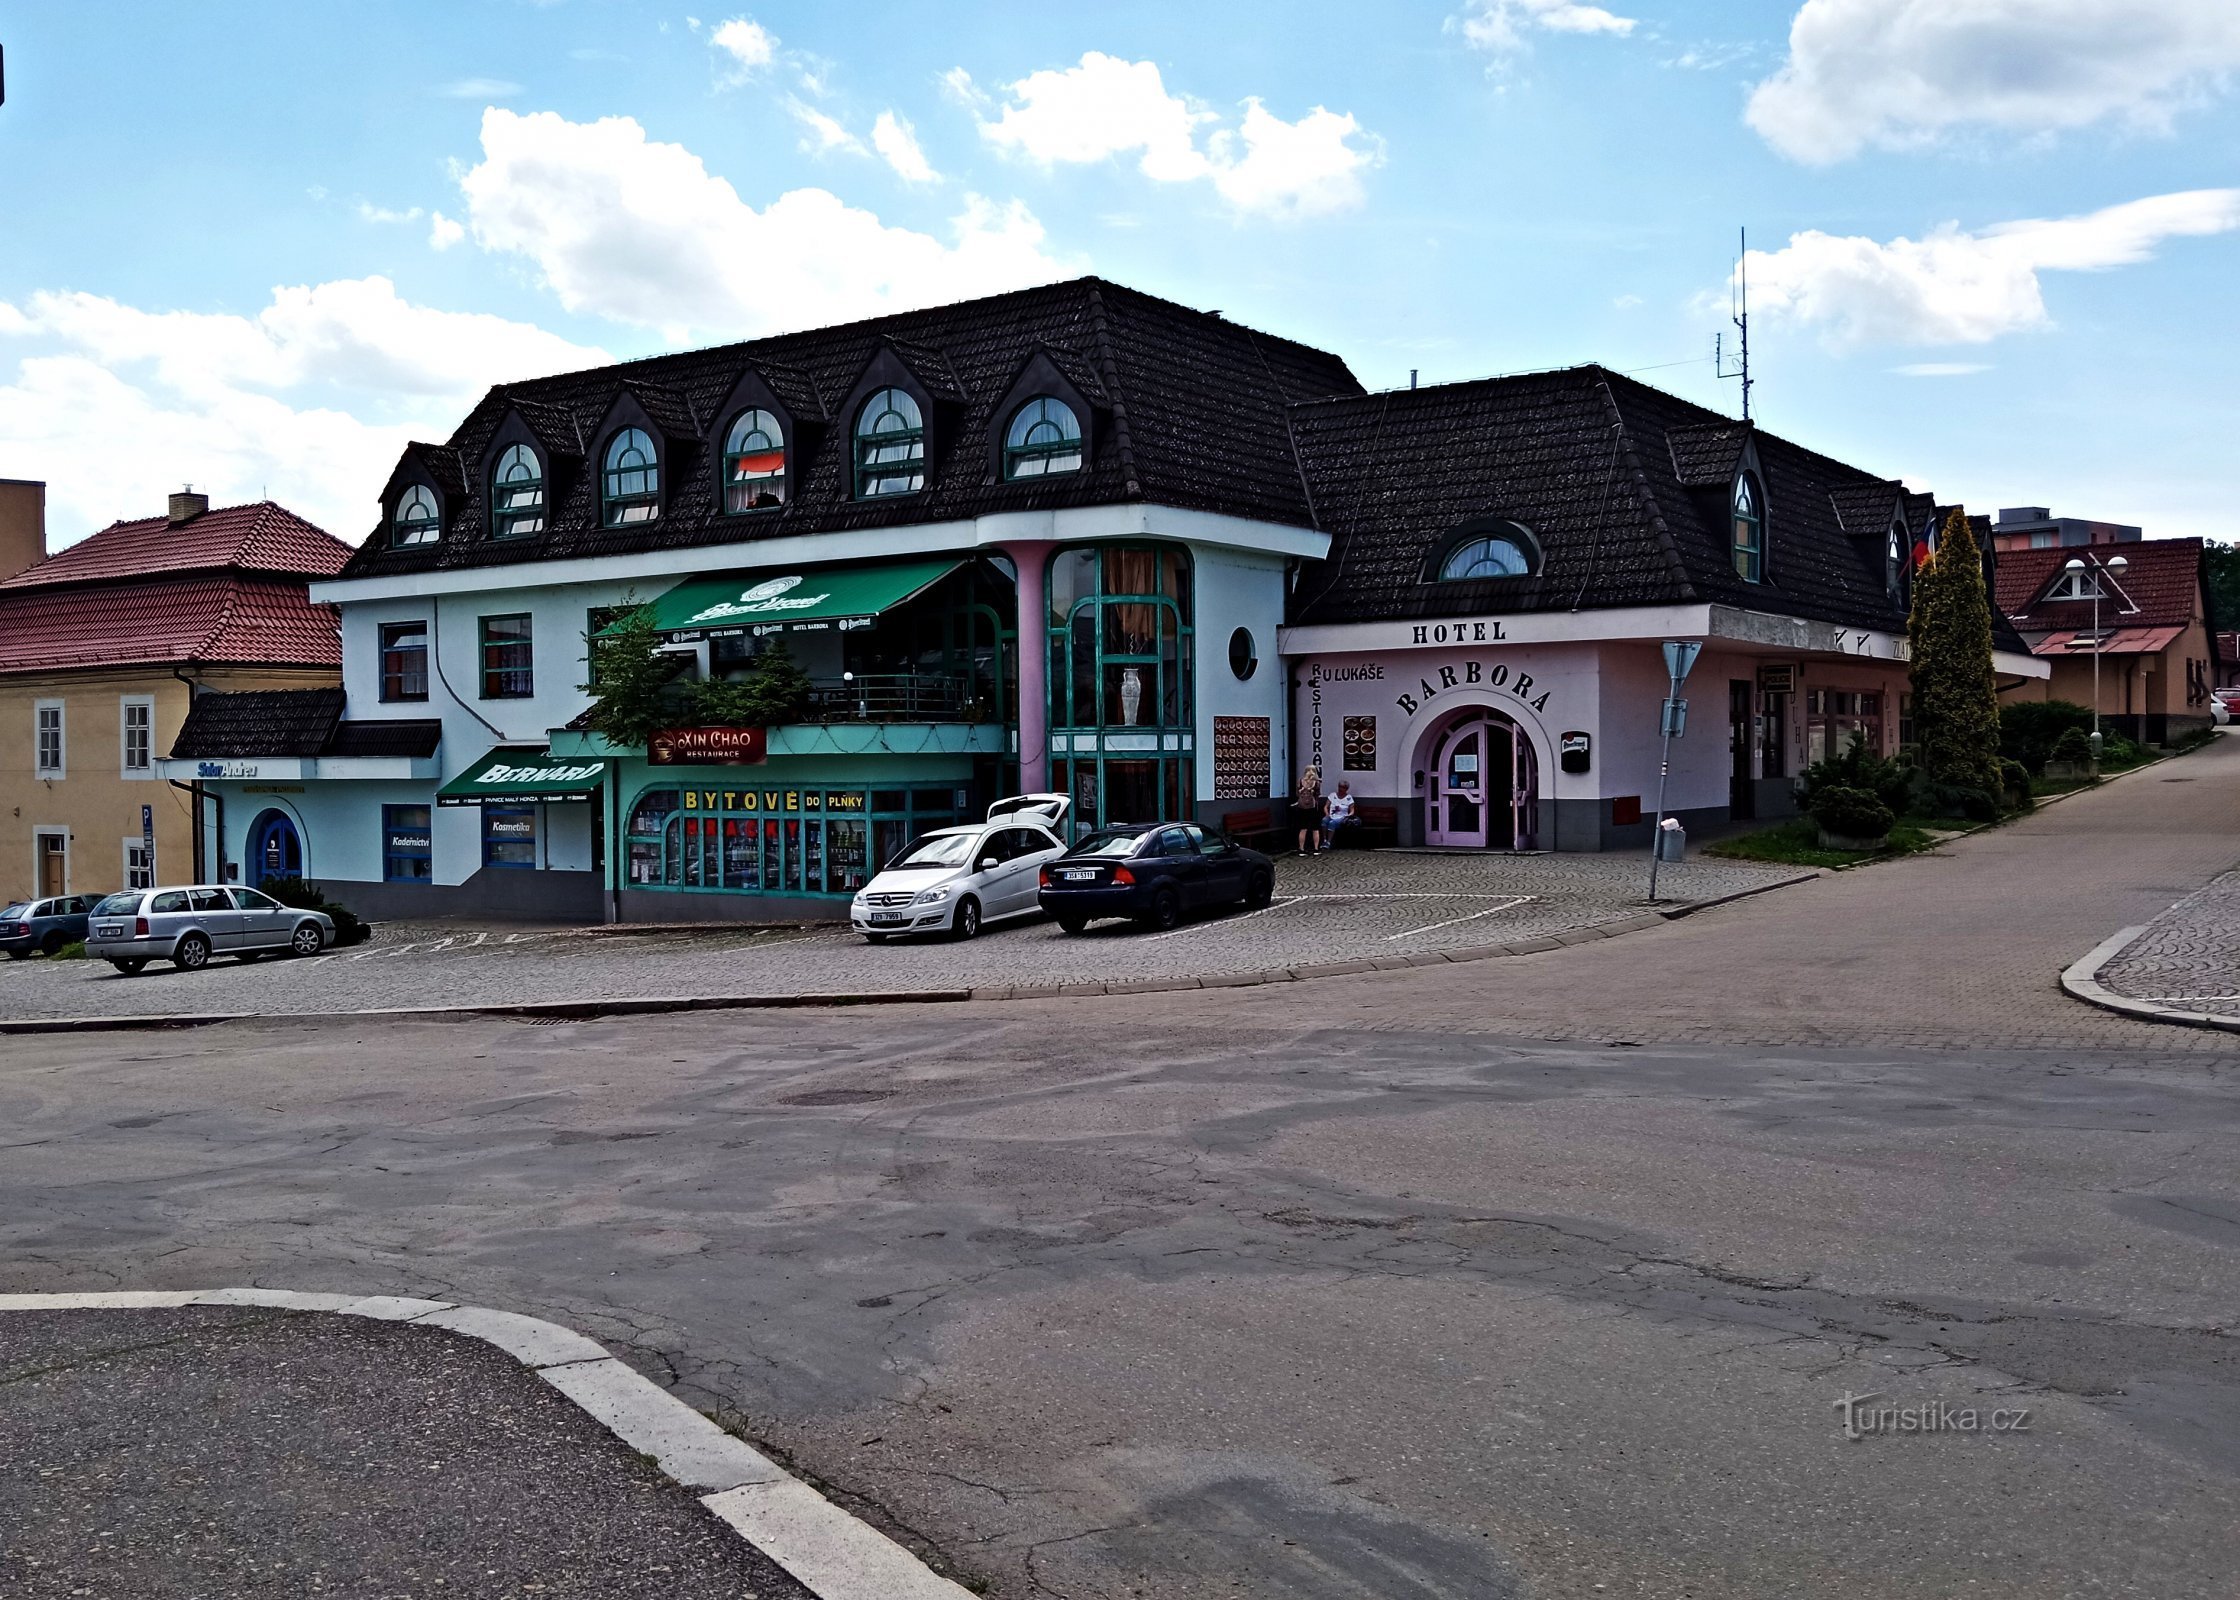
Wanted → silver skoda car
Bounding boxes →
[86,884,334,974]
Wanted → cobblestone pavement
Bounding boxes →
[0,850,1798,1022]
[2096,868,2240,1019]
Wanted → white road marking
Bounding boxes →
[1383,896,1532,940]
[1142,892,1536,943]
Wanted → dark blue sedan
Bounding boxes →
[1037,824,1275,933]
[1,894,95,958]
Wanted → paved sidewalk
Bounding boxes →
[0,1305,808,1599]
[2093,868,2240,1020]
[0,850,1797,1023]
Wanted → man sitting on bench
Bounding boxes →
[1321,781,1358,851]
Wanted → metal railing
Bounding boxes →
[802,674,999,724]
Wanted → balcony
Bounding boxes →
[550,671,1010,764]
[803,673,998,724]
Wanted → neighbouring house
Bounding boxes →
[1984,505,2143,554]
[0,487,351,904]
[160,277,2046,924]
[1994,536,2223,742]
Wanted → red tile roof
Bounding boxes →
[2028,624,2186,658]
[1995,537,2203,632]
[0,576,340,673]
[0,500,353,593]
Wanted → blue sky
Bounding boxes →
[2,1,2236,548]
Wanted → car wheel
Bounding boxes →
[1245,871,1274,908]
[1056,915,1088,935]
[951,897,981,941]
[289,922,325,958]
[109,959,147,975]
[39,932,66,957]
[173,932,211,972]
[1143,888,1183,932]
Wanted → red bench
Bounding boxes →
[1336,803,1399,850]
[1219,805,1287,851]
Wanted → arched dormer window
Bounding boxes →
[602,427,659,526]
[722,409,786,512]
[1004,396,1083,479]
[1731,472,1764,583]
[393,484,440,547]
[854,387,925,498]
[1887,520,1905,596]
[1427,519,1538,583]
[491,444,544,540]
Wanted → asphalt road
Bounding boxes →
[3,744,2237,1599]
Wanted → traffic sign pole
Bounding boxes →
[1647,642,1701,902]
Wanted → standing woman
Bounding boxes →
[1293,764,1324,856]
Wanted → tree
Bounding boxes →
[2202,542,2240,634]
[577,604,684,750]
[1908,507,2005,808]
[690,637,814,727]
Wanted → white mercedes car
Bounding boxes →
[851,794,1070,941]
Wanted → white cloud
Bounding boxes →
[441,77,523,101]
[709,16,776,78]
[453,108,1070,342]
[1449,0,1636,65]
[357,202,424,225]
[428,212,466,251]
[1893,362,1991,376]
[1612,292,1643,309]
[786,98,865,156]
[1747,0,2240,164]
[1738,188,2240,347]
[872,111,938,184]
[973,52,1379,219]
[0,278,605,544]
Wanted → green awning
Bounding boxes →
[611,557,967,640]
[436,747,610,807]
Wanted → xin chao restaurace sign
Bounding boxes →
[649,726,769,766]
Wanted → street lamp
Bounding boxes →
[2063,552,2129,757]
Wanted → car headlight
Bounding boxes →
[912,886,952,906]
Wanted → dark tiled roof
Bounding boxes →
[0,576,341,673]
[2,501,353,592]
[1829,479,1905,537]
[325,718,443,759]
[337,277,1362,581]
[405,442,468,498]
[1997,537,2204,632]
[623,380,701,440]
[1288,367,1928,634]
[170,688,345,758]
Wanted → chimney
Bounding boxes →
[0,478,46,582]
[168,485,210,525]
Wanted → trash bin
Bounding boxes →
[1655,817,1686,863]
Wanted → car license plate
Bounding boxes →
[1062,869,1098,881]
[99,924,126,938]
[871,912,906,925]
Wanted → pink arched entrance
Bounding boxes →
[1421,708,1539,849]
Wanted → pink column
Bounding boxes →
[1005,541,1054,792]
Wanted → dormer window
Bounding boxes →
[723,409,787,512]
[602,427,659,526]
[1732,472,1764,583]
[1886,521,1904,595]
[2046,568,2106,602]
[393,484,440,547]
[1427,519,1538,583]
[1004,396,1083,479]
[854,387,925,498]
[491,444,544,540]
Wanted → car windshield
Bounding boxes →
[91,892,142,916]
[1068,830,1147,858]
[889,831,977,869]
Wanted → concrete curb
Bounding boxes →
[0,1288,973,1600]
[2060,924,2240,1036]
[0,872,1823,1034]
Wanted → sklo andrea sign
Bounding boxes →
[649,726,769,766]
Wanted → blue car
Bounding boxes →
[1,894,95,958]
[1036,823,1275,933]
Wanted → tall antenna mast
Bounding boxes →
[1715,226,1753,421]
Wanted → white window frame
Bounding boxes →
[120,694,155,779]
[123,836,155,891]
[34,699,65,779]
[32,827,69,897]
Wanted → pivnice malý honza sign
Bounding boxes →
[649,726,769,766]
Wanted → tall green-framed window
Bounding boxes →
[1045,543,1194,829]
[491,444,544,540]
[624,784,964,897]
[1004,396,1083,479]
[479,613,534,699]
[602,427,659,526]
[854,388,925,499]
[1732,472,1764,583]
[723,409,787,512]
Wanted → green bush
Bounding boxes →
[1999,758,2035,811]
[1927,783,2001,822]
[2047,727,2094,766]
[2000,700,2095,774]
[1808,785,1894,841]
[1797,732,1914,815]
[258,877,370,946]
[2100,731,2144,766]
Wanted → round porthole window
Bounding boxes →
[1228,627,1257,681]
